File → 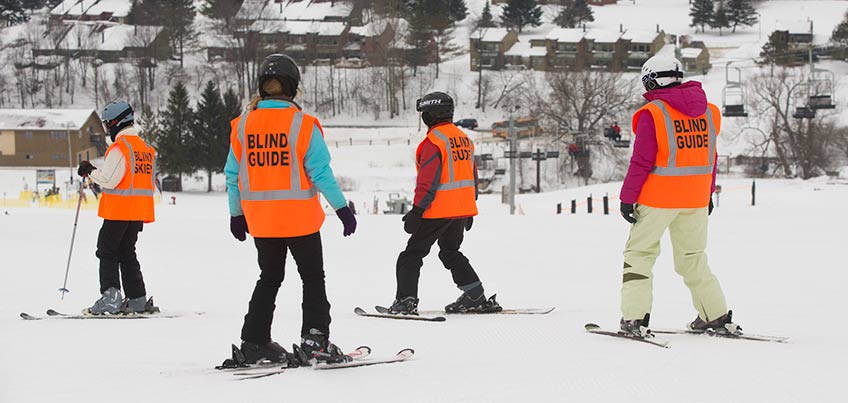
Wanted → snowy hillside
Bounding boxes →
[2,173,847,402]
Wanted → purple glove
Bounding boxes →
[230,215,249,242]
[335,206,357,237]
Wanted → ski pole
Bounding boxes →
[59,178,86,299]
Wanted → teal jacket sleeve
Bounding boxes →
[224,146,243,216]
[304,124,347,210]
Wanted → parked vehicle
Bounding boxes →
[455,118,478,129]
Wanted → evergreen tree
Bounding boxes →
[405,1,433,75]
[711,1,731,36]
[156,81,195,184]
[554,0,593,28]
[760,30,789,64]
[830,12,848,46]
[726,0,758,33]
[476,1,496,29]
[446,0,467,22]
[1,0,28,25]
[501,0,542,32]
[129,0,195,68]
[192,81,229,192]
[202,0,242,23]
[689,0,714,33]
[222,87,243,120]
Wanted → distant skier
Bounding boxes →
[387,91,501,315]
[224,54,357,365]
[77,100,158,315]
[618,55,739,337]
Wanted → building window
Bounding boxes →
[50,131,68,140]
[52,154,64,160]
[631,44,649,52]
[557,43,578,52]
[26,154,34,159]
[25,131,33,139]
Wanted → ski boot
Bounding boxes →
[620,313,653,338]
[445,292,503,314]
[296,328,350,365]
[121,296,160,315]
[388,296,419,315]
[239,340,294,365]
[688,310,741,335]
[84,287,123,315]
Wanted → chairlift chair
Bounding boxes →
[721,64,748,117]
[793,105,816,119]
[808,68,836,110]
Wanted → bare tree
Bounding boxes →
[748,68,841,178]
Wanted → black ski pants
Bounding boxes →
[396,218,480,299]
[96,219,146,298]
[241,232,331,345]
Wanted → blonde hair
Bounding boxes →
[248,78,299,110]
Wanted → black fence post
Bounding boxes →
[349,137,353,146]
[603,194,609,215]
[557,203,562,214]
[752,180,756,206]
[571,199,576,214]
[587,195,593,214]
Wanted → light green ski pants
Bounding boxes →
[621,205,727,322]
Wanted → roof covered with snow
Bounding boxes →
[621,29,660,43]
[250,20,347,36]
[238,0,354,21]
[680,47,705,59]
[58,23,164,52]
[504,41,548,57]
[50,0,97,16]
[545,28,586,43]
[0,109,96,131]
[84,0,132,18]
[472,28,511,43]
[585,29,623,43]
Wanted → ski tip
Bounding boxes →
[353,307,367,315]
[374,305,390,314]
[432,316,447,322]
[584,323,600,331]
[20,312,40,320]
[46,309,64,316]
[355,345,372,354]
[397,348,415,357]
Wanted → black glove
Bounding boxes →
[465,216,473,231]
[77,161,96,177]
[335,206,357,237]
[402,206,425,234]
[708,199,714,216]
[620,202,637,224]
[230,215,249,242]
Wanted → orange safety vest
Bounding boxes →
[231,107,325,238]
[418,123,478,219]
[98,135,156,223]
[635,100,720,209]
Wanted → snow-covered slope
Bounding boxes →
[1,172,847,402]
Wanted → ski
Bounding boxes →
[313,348,414,371]
[651,328,789,343]
[417,307,555,316]
[230,346,373,380]
[584,323,670,349]
[19,309,181,320]
[354,307,446,322]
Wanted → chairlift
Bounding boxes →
[613,137,631,148]
[722,64,748,118]
[793,106,816,119]
[808,68,836,110]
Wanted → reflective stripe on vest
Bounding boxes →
[649,100,716,177]
[430,129,476,191]
[102,137,155,197]
[236,110,318,201]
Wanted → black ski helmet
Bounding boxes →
[257,54,300,98]
[416,91,454,127]
[101,100,134,141]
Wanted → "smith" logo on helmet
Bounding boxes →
[418,99,442,107]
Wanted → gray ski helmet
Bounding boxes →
[101,100,134,141]
[416,91,454,127]
[257,54,300,98]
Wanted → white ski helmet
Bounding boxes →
[640,55,684,91]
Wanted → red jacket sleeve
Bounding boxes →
[619,111,658,204]
[414,139,442,209]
